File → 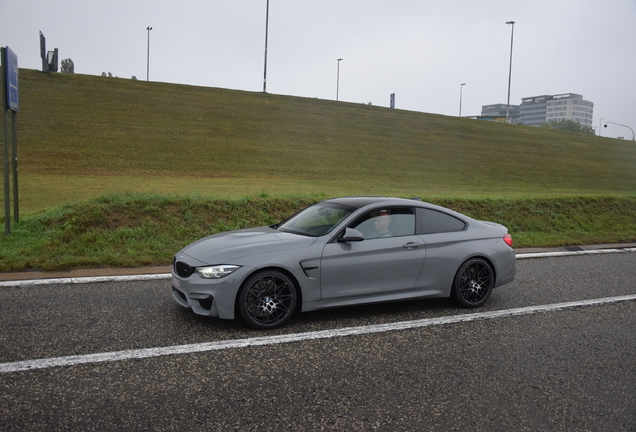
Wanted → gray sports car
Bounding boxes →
[172,196,516,329]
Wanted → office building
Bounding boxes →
[480,93,594,127]
[479,104,521,123]
[521,93,593,127]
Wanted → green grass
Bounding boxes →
[1,193,635,272]
[0,70,635,272]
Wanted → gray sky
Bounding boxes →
[2,0,635,138]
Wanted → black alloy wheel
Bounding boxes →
[238,270,297,330]
[451,258,494,308]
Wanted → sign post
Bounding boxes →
[1,46,19,235]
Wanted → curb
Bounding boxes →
[0,266,172,283]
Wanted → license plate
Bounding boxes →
[172,277,181,288]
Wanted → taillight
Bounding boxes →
[503,234,513,247]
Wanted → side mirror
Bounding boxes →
[338,228,364,242]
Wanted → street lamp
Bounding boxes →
[505,21,515,122]
[459,83,466,117]
[146,27,152,81]
[263,0,269,93]
[604,121,635,141]
[336,58,343,101]
[598,118,604,137]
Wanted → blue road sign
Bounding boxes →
[5,47,19,112]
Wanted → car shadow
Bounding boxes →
[287,297,456,331]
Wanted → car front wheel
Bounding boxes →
[238,270,297,330]
[451,258,494,308]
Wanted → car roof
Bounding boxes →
[324,196,424,209]
[323,196,475,223]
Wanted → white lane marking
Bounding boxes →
[1,294,635,374]
[1,247,634,288]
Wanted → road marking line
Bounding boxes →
[1,248,633,288]
[1,294,635,374]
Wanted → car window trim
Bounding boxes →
[329,205,417,243]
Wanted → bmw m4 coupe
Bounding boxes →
[172,196,516,329]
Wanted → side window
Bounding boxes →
[416,208,466,234]
[351,207,415,239]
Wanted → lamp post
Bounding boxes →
[336,58,343,101]
[505,21,515,122]
[604,121,635,141]
[598,118,604,137]
[459,83,466,117]
[146,27,152,81]
[263,0,269,93]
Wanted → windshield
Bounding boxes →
[276,202,355,237]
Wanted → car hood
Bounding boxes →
[179,226,318,265]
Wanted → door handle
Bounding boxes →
[402,242,421,249]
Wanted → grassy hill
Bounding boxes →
[3,69,636,215]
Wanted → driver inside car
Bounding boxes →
[369,210,392,238]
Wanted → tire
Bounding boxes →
[451,258,494,308]
[238,270,297,330]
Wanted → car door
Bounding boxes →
[319,207,426,300]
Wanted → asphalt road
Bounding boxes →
[1,252,635,431]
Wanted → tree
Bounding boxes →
[60,58,75,73]
[540,119,593,134]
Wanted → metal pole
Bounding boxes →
[598,118,604,137]
[604,121,635,141]
[2,109,8,234]
[263,0,269,93]
[1,47,10,235]
[459,83,466,117]
[146,27,152,81]
[336,58,343,101]
[11,110,18,222]
[506,21,515,122]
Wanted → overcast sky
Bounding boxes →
[2,0,635,138]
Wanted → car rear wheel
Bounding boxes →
[451,258,494,308]
[238,270,297,330]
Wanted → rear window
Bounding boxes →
[416,208,466,234]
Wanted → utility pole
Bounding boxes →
[146,27,152,81]
[263,0,269,92]
[505,21,515,122]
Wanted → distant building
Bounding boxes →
[544,93,593,128]
[520,93,594,127]
[518,95,552,127]
[477,104,521,123]
[479,93,594,128]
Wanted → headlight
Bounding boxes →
[195,265,240,279]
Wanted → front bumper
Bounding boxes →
[171,263,252,320]
[172,279,220,317]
